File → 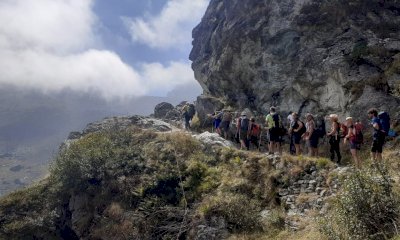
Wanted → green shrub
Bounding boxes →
[320,165,400,239]
[316,158,332,170]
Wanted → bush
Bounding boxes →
[320,165,400,239]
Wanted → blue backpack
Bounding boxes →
[240,117,250,132]
[378,111,390,136]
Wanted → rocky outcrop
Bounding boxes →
[154,102,174,119]
[190,0,400,120]
[193,132,235,149]
[82,115,174,134]
[62,115,176,149]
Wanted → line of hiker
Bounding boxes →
[204,106,397,168]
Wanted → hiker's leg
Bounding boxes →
[329,141,335,161]
[377,141,383,161]
[295,144,300,155]
[335,140,341,163]
[371,140,381,161]
[351,149,357,167]
[371,151,377,161]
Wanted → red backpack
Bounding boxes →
[354,123,364,144]
[250,123,261,136]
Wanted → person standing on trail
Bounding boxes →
[249,117,261,150]
[220,109,233,139]
[304,113,319,157]
[289,112,305,156]
[287,111,296,155]
[265,107,282,154]
[211,110,223,135]
[327,114,341,165]
[237,112,250,150]
[367,108,385,161]
[343,117,362,168]
[181,103,191,130]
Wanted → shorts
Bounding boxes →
[269,128,281,142]
[371,140,384,153]
[292,133,302,144]
[309,133,319,148]
[214,119,222,129]
[350,141,361,150]
[220,121,230,132]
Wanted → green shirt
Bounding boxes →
[265,114,275,128]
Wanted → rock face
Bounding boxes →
[190,0,400,119]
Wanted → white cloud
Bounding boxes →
[125,0,209,50]
[0,0,199,99]
[141,61,196,94]
[0,0,96,53]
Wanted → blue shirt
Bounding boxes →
[371,117,381,140]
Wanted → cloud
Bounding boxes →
[125,0,209,50]
[0,0,199,99]
[0,0,96,53]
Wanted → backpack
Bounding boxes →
[250,123,261,136]
[188,104,196,117]
[315,118,326,138]
[354,123,364,144]
[297,121,306,136]
[272,114,282,129]
[222,111,232,122]
[378,111,390,136]
[240,117,250,132]
[340,123,348,138]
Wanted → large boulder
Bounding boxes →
[190,0,400,120]
[193,131,235,148]
[154,102,174,119]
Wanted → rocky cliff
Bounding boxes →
[190,0,400,118]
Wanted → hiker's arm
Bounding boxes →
[308,122,314,136]
[373,122,380,130]
[344,127,352,143]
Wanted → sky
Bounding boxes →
[0,0,209,100]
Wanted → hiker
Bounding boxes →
[220,109,233,139]
[249,117,261,150]
[287,111,294,128]
[211,110,223,135]
[367,108,385,161]
[265,107,282,154]
[188,103,196,121]
[237,111,250,150]
[327,114,342,165]
[287,111,296,155]
[343,117,362,168]
[181,103,191,130]
[289,112,305,156]
[304,113,319,157]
